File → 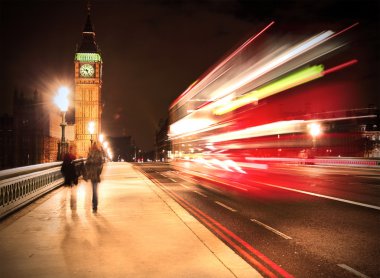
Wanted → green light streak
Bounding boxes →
[251,65,324,100]
[75,53,102,62]
[214,65,324,115]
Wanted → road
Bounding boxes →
[136,162,380,278]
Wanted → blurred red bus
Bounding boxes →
[168,22,379,176]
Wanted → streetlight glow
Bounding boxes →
[54,86,70,112]
[88,121,96,146]
[99,133,104,143]
[308,123,322,137]
[103,141,109,148]
[107,149,113,159]
[88,121,95,135]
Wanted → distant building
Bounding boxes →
[0,90,75,170]
[360,108,380,158]
[13,90,45,166]
[0,6,104,169]
[0,114,14,169]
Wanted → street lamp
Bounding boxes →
[308,122,322,156]
[54,86,69,160]
[99,133,104,143]
[88,121,95,146]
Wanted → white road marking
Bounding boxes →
[250,219,292,240]
[254,181,380,211]
[193,190,207,197]
[214,201,237,212]
[337,264,369,278]
[179,183,190,189]
[169,178,177,182]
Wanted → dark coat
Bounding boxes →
[61,153,77,185]
[85,148,104,183]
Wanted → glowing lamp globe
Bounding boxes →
[309,123,322,137]
[54,87,70,112]
[99,134,104,143]
[88,121,95,135]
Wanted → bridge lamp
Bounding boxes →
[54,86,70,160]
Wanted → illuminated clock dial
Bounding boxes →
[80,64,95,77]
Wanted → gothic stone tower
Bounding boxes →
[74,7,102,157]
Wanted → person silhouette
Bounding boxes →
[85,142,104,212]
[61,145,77,187]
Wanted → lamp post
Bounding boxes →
[88,121,95,147]
[54,87,69,160]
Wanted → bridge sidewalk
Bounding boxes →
[0,162,260,278]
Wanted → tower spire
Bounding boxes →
[77,0,98,53]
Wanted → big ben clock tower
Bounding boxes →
[74,5,102,157]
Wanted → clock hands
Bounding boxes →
[80,65,94,77]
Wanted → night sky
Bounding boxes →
[1,0,379,150]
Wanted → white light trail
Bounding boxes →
[210,31,334,101]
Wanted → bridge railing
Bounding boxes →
[0,159,85,219]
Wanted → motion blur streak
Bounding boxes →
[169,21,275,110]
[169,118,215,136]
[213,58,358,116]
[209,31,334,101]
[213,65,325,115]
[206,120,305,142]
[323,59,358,75]
[330,22,359,39]
[168,22,375,199]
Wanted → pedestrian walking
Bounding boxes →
[85,142,104,212]
[61,145,77,186]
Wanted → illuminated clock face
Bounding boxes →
[80,64,95,77]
